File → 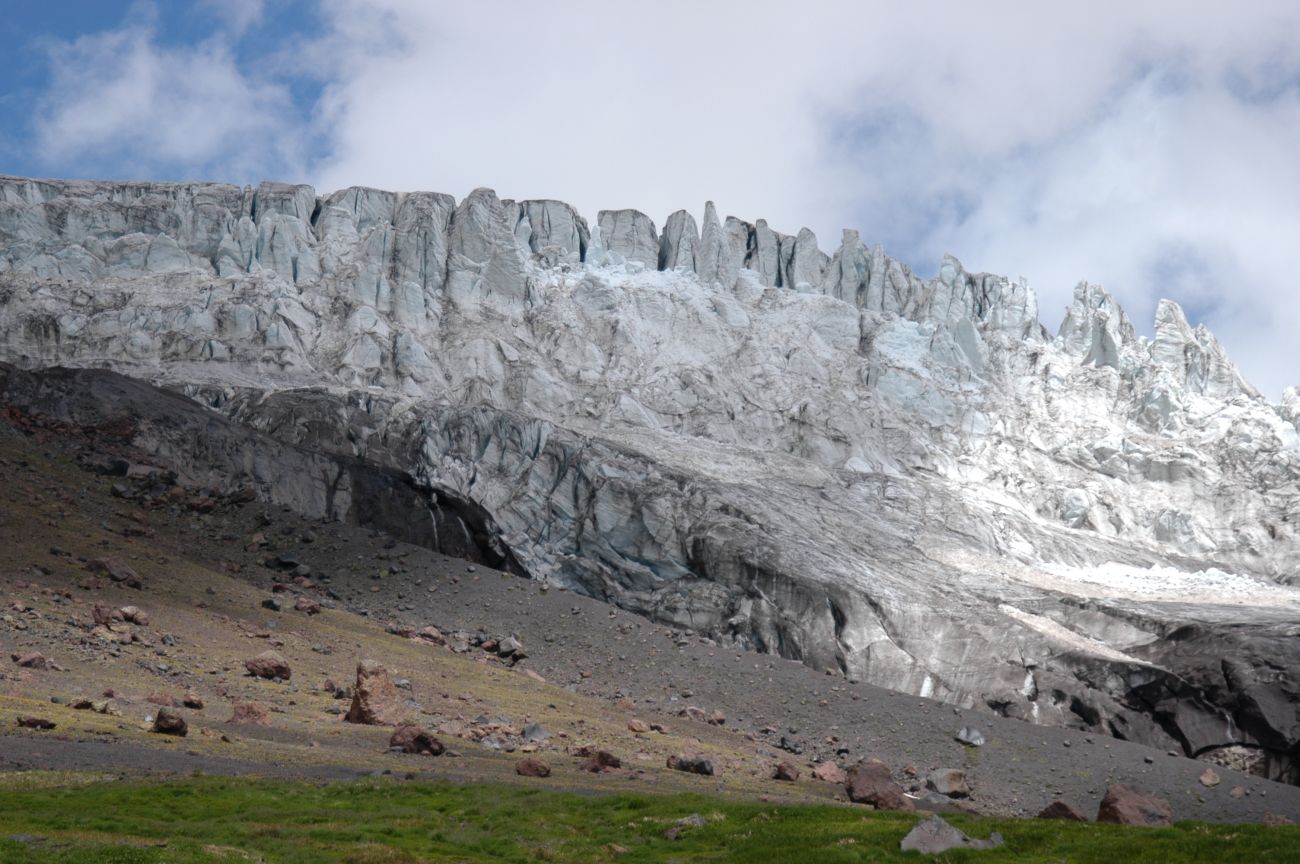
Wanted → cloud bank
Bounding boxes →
[24,0,1300,395]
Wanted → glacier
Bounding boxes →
[0,174,1296,782]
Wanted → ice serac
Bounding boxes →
[782,227,827,292]
[513,199,589,265]
[446,188,528,309]
[1,173,1298,785]
[748,219,784,287]
[658,209,698,272]
[597,209,658,268]
[1151,299,1258,400]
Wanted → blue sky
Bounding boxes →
[3,1,1300,396]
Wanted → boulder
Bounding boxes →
[1096,784,1174,826]
[926,768,971,798]
[666,753,715,776]
[845,760,914,811]
[244,650,291,680]
[955,726,986,747]
[812,761,846,784]
[1198,768,1220,787]
[627,718,651,734]
[516,757,551,778]
[152,707,188,736]
[389,723,444,755]
[11,651,59,670]
[900,815,1003,853]
[228,701,271,726]
[294,595,321,615]
[345,660,406,725]
[182,690,204,710]
[582,750,622,773]
[16,716,56,730]
[87,557,142,588]
[119,605,149,625]
[1038,800,1088,821]
[772,761,800,782]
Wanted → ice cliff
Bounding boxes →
[1,175,1297,781]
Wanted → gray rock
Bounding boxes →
[899,815,1003,854]
[926,768,971,798]
[955,727,986,747]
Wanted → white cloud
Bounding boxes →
[199,0,265,36]
[33,21,301,182]
[24,0,1300,395]
[301,1,1300,394]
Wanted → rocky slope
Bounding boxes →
[0,175,1297,783]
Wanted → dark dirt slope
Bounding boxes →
[0,366,1297,825]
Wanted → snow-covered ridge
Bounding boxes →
[1,174,1297,781]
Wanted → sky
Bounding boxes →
[3,1,1300,396]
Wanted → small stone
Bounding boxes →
[390,724,444,756]
[1097,784,1173,827]
[666,753,715,776]
[228,701,271,726]
[1037,800,1087,821]
[812,761,846,784]
[516,757,551,777]
[16,716,56,730]
[582,750,622,773]
[1198,768,1220,788]
[151,708,188,736]
[926,768,971,798]
[900,815,1003,853]
[244,650,291,680]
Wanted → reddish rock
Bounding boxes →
[146,693,177,707]
[16,716,56,730]
[228,701,271,726]
[152,707,188,736]
[812,761,847,784]
[87,557,142,589]
[294,595,321,615]
[772,761,800,782]
[1198,768,1221,788]
[390,723,445,756]
[345,660,406,726]
[845,760,914,811]
[516,757,551,777]
[11,651,61,671]
[707,709,726,726]
[1038,800,1088,821]
[414,626,446,646]
[1097,784,1173,827]
[666,753,715,776]
[627,718,651,734]
[182,690,204,710]
[244,650,291,680]
[92,603,114,627]
[582,750,622,773]
[679,706,707,722]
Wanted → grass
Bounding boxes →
[0,776,1295,863]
